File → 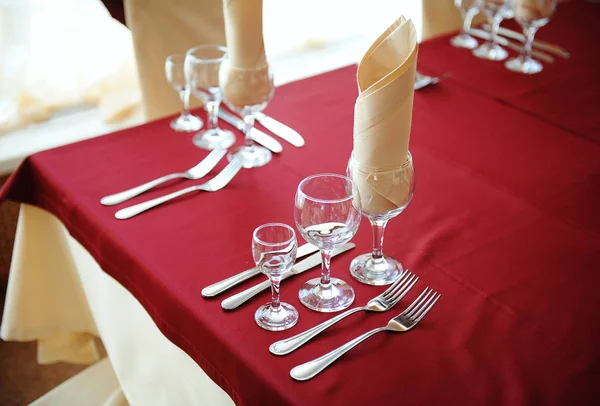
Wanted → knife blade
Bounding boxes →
[201,243,319,298]
[221,243,355,310]
[483,24,570,59]
[469,29,554,64]
[218,109,283,153]
[254,112,305,147]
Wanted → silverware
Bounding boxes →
[101,146,227,206]
[201,243,319,297]
[115,156,243,220]
[469,29,555,64]
[217,109,283,153]
[221,243,355,310]
[414,71,449,90]
[290,287,441,381]
[254,112,305,147]
[270,270,418,355]
[483,25,570,59]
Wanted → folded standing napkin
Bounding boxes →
[351,16,418,215]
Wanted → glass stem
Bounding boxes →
[205,100,220,131]
[490,14,503,47]
[270,275,281,310]
[243,114,255,148]
[463,8,476,34]
[371,219,388,260]
[522,26,538,60]
[179,88,191,116]
[320,249,332,286]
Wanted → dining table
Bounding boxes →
[1,0,599,405]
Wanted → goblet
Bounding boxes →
[450,0,480,49]
[253,223,298,331]
[165,54,203,132]
[346,152,415,286]
[294,174,361,312]
[473,0,512,60]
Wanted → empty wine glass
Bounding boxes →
[505,0,557,74]
[253,223,299,331]
[473,0,512,60]
[219,53,274,168]
[165,54,203,132]
[185,45,236,150]
[347,152,415,286]
[451,0,480,49]
[294,174,361,312]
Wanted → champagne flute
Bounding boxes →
[165,54,203,132]
[252,223,299,331]
[451,0,481,49]
[473,0,512,60]
[185,45,236,150]
[219,53,274,168]
[505,0,557,74]
[294,174,361,312]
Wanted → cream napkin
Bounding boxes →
[221,0,271,108]
[351,16,418,215]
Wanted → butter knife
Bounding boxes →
[218,109,283,153]
[221,243,355,310]
[483,25,570,59]
[201,243,319,297]
[469,29,554,64]
[254,112,305,147]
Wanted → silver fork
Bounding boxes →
[270,271,418,355]
[101,146,227,206]
[290,287,441,381]
[414,71,449,90]
[114,156,243,220]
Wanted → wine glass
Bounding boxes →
[505,0,557,74]
[219,53,274,168]
[473,0,512,60]
[253,223,299,331]
[165,54,203,132]
[294,174,362,312]
[185,45,236,150]
[347,152,415,286]
[451,0,480,49]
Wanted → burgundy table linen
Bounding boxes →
[2,1,600,405]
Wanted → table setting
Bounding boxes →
[1,0,599,405]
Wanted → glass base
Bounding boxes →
[450,33,478,49]
[228,145,272,168]
[298,277,355,312]
[255,302,298,331]
[473,42,508,61]
[505,56,543,74]
[193,128,236,150]
[170,113,203,133]
[350,253,404,286]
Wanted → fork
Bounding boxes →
[414,71,449,90]
[114,156,243,219]
[290,287,441,381]
[270,271,418,355]
[101,146,227,206]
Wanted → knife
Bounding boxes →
[201,243,319,297]
[218,109,283,153]
[254,112,305,147]
[469,29,554,64]
[221,243,355,310]
[483,25,570,59]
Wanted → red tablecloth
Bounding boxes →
[2,1,600,405]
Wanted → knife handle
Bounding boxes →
[201,266,261,297]
[221,278,271,310]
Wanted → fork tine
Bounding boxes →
[412,292,441,324]
[406,289,434,319]
[381,270,412,299]
[409,290,437,321]
[401,287,430,317]
[389,274,419,304]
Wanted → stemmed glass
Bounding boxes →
[219,53,275,168]
[505,0,557,74]
[185,45,236,150]
[450,0,480,49]
[347,153,415,286]
[165,54,203,132]
[253,223,299,331]
[294,174,362,312]
[473,0,512,60]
